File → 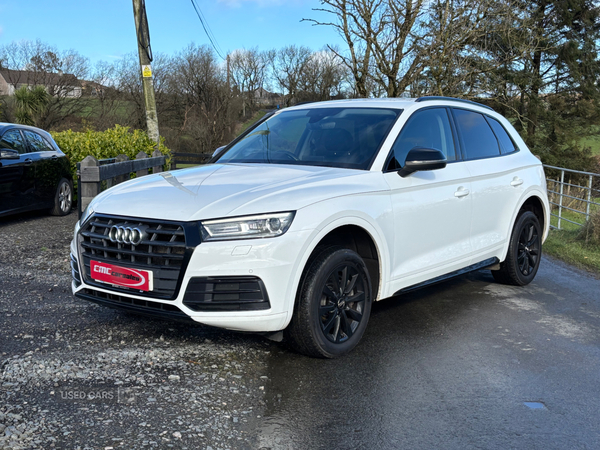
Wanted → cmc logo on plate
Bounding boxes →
[90,260,153,292]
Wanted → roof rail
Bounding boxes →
[415,96,494,111]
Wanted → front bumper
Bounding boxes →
[71,227,313,332]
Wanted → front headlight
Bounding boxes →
[201,212,295,241]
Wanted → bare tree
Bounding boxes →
[84,61,120,130]
[298,49,348,101]
[306,0,426,97]
[272,45,312,106]
[169,44,238,153]
[229,47,270,116]
[111,52,173,130]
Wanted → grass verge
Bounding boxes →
[544,228,600,274]
[544,207,600,275]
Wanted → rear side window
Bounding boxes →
[0,129,27,154]
[387,108,456,170]
[486,117,517,154]
[23,131,54,152]
[453,109,500,160]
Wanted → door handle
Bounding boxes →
[454,187,470,198]
[24,158,33,165]
[510,177,524,187]
[51,155,58,159]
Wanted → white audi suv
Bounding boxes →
[71,97,550,357]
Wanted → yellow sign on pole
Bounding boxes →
[142,65,152,78]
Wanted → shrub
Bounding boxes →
[15,86,50,127]
[51,125,171,185]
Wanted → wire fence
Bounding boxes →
[543,164,600,230]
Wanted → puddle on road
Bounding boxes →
[523,401,546,410]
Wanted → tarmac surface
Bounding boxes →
[1,210,600,449]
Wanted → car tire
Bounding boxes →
[286,246,372,358]
[50,178,73,216]
[492,211,542,286]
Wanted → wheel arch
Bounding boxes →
[499,190,549,263]
[308,224,381,299]
[519,195,546,237]
[284,217,388,329]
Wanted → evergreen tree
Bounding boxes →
[484,0,600,169]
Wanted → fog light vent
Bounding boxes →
[182,276,270,311]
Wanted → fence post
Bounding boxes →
[558,169,565,230]
[151,149,163,174]
[586,174,593,221]
[114,154,129,185]
[136,151,148,177]
[76,162,82,219]
[171,153,177,170]
[80,155,99,213]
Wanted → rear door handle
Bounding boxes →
[454,187,470,198]
[24,158,33,165]
[511,177,524,187]
[51,155,58,159]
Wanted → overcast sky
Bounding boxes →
[0,0,345,65]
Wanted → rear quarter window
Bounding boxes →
[452,109,500,160]
[486,117,518,154]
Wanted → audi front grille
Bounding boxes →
[78,215,200,299]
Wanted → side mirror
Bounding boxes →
[0,148,20,160]
[398,147,447,178]
[212,145,226,158]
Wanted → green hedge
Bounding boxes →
[51,125,171,184]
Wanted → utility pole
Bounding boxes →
[132,0,159,147]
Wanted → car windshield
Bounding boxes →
[215,107,401,170]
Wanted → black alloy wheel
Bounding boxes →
[319,264,366,344]
[286,246,373,358]
[516,218,540,276]
[492,211,542,286]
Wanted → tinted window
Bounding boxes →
[387,108,456,170]
[23,131,54,152]
[217,108,400,170]
[486,117,517,154]
[453,109,500,160]
[0,130,27,154]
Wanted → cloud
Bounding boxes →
[0,26,3,37]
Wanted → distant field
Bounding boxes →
[238,110,267,135]
[580,135,600,155]
[579,125,600,156]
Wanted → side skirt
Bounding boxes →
[392,257,500,297]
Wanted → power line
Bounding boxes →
[189,0,225,60]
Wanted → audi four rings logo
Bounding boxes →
[109,225,148,245]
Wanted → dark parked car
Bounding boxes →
[0,123,73,217]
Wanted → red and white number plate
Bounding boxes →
[90,260,153,292]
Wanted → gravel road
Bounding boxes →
[2,210,600,450]
[0,211,274,450]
